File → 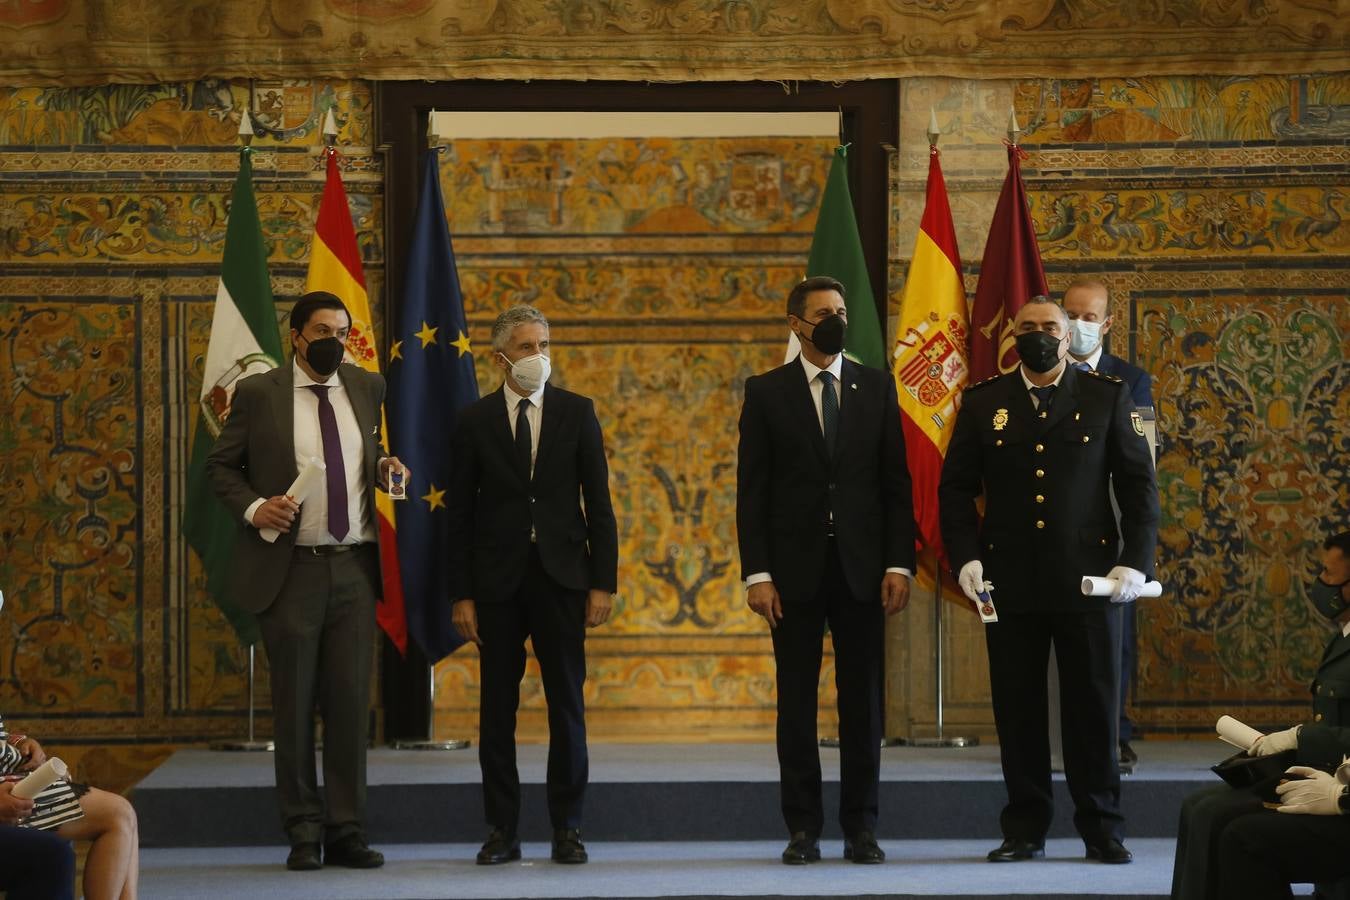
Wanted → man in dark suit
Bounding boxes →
[448,304,618,867]
[939,296,1159,865]
[208,291,405,871]
[1172,531,1350,900]
[736,275,916,866]
[1064,276,1156,771]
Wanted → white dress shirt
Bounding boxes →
[245,360,374,545]
[746,354,911,587]
[504,383,545,477]
[1020,364,1068,408]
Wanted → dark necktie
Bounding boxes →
[515,398,533,478]
[1030,384,1057,413]
[306,385,349,542]
[818,371,838,455]
[1073,361,1092,372]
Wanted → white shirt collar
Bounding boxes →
[293,357,341,389]
[1341,618,1350,639]
[1019,363,1067,392]
[1072,345,1105,370]
[504,383,545,413]
[799,353,843,384]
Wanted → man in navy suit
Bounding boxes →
[1063,277,1156,772]
[736,275,917,866]
[449,304,618,867]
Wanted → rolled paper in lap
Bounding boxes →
[1080,576,1163,598]
[12,757,68,800]
[259,457,326,543]
[1216,715,1264,752]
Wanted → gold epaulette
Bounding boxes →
[1082,369,1123,383]
[964,374,1002,392]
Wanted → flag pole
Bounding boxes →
[388,111,470,752]
[895,109,977,750]
[211,109,275,753]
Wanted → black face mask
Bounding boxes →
[800,314,847,356]
[1310,578,1350,621]
[300,335,345,377]
[1015,330,1064,374]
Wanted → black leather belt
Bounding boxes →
[295,543,363,556]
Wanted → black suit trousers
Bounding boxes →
[985,609,1122,845]
[0,825,75,900]
[770,537,884,837]
[1216,808,1350,899]
[477,545,588,832]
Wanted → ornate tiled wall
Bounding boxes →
[0,73,1344,762]
[889,75,1348,737]
[0,80,381,750]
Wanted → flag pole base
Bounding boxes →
[891,735,979,748]
[390,739,471,751]
[819,737,907,748]
[210,739,275,752]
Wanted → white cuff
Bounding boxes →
[745,572,772,587]
[244,497,266,527]
[886,567,912,580]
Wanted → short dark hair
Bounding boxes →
[787,275,846,318]
[290,290,350,333]
[1325,531,1350,557]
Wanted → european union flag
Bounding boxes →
[388,147,479,663]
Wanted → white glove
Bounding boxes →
[1276,766,1345,815]
[1250,725,1302,757]
[958,560,984,603]
[1106,565,1146,603]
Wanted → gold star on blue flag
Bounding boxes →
[386,147,480,664]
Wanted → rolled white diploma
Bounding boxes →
[1080,576,1163,598]
[1216,715,1265,752]
[259,457,327,544]
[11,757,68,800]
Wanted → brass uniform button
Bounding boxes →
[1082,435,1090,443]
[995,439,1003,446]
[1036,520,1046,529]
[1315,713,1324,722]
[1035,443,1044,453]
[1035,469,1045,478]
[1100,538,1108,546]
[1035,495,1045,503]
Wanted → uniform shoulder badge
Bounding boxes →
[1130,410,1145,436]
[965,374,1002,392]
[1082,369,1123,383]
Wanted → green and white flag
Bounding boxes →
[785,144,886,369]
[182,147,282,646]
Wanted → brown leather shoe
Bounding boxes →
[286,842,321,871]
[323,835,384,869]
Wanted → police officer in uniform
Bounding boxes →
[939,297,1159,865]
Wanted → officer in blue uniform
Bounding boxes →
[939,296,1159,865]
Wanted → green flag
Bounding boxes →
[805,145,885,369]
[182,148,283,645]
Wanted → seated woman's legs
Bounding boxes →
[56,787,138,900]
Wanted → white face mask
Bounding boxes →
[1068,318,1103,356]
[504,352,551,394]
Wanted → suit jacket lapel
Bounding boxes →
[269,363,298,481]
[786,360,829,463]
[488,387,526,484]
[337,365,379,488]
[1320,630,1350,667]
[533,384,563,481]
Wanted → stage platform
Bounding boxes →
[132,740,1226,846]
[133,741,1321,899]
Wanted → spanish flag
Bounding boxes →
[892,145,969,577]
[306,147,407,652]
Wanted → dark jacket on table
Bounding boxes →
[736,357,916,607]
[447,383,618,604]
[938,365,1159,613]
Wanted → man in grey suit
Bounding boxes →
[207,290,407,871]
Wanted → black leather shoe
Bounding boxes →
[844,831,885,864]
[1118,741,1138,774]
[286,842,322,871]
[987,839,1045,862]
[551,828,588,864]
[476,828,522,865]
[1086,839,1133,864]
[781,831,821,865]
[324,835,384,869]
